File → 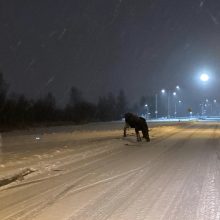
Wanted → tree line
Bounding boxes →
[0,72,132,129]
[0,71,158,130]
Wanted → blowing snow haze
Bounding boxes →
[1,0,220,107]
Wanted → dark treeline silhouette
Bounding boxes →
[0,72,133,130]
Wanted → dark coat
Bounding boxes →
[124,112,150,142]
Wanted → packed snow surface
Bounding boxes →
[1,121,220,220]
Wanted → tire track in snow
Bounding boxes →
[196,124,220,220]
[1,138,145,219]
[1,138,126,190]
[35,170,141,220]
[0,123,206,220]
[109,126,200,220]
[2,173,92,220]
[0,147,125,218]
[7,125,195,220]
[66,125,199,220]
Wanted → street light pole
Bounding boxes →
[145,104,149,120]
[168,91,170,118]
[161,86,180,118]
[161,89,171,118]
[155,94,158,119]
[213,99,217,115]
[177,100,182,117]
[173,92,177,118]
[201,103,204,116]
[174,102,177,118]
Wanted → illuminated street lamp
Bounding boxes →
[200,73,209,82]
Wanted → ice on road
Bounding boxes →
[1,122,220,220]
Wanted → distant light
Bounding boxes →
[161,89,165,94]
[178,100,182,103]
[214,99,217,103]
[176,85,180,90]
[173,92,176,96]
[200,73,209,82]
[206,99,208,102]
[145,104,148,107]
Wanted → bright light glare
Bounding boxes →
[173,92,176,96]
[161,89,165,94]
[200,73,209,82]
[176,85,180,90]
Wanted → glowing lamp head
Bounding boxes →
[161,89,165,94]
[200,73,209,82]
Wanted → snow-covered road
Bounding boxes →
[1,122,220,220]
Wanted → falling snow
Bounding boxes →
[110,0,123,25]
[49,30,58,38]
[208,11,219,25]
[45,76,55,86]
[200,0,206,8]
[57,28,67,40]
[1,1,220,111]
[24,59,36,73]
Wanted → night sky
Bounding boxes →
[1,0,220,108]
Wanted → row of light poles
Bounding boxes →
[199,72,219,116]
[160,85,181,118]
[144,72,217,119]
[145,85,182,119]
[158,73,212,118]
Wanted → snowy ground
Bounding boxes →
[1,121,220,220]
